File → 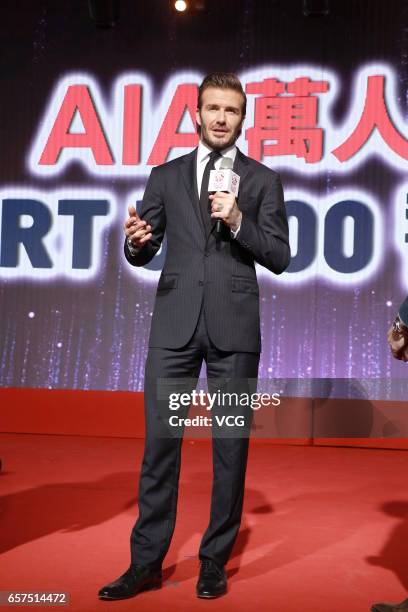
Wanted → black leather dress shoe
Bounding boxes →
[196,559,227,599]
[98,565,162,600]
[371,598,408,611]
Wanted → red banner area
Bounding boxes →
[39,84,115,165]
[29,65,408,176]
[38,82,199,168]
[332,75,408,162]
[246,77,328,162]
[2,388,408,450]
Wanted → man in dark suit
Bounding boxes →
[370,300,408,612]
[99,72,290,601]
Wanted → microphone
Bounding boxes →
[208,157,240,235]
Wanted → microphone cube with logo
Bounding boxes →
[208,167,240,196]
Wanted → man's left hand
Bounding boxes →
[210,192,242,232]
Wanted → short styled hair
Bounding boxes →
[197,72,246,116]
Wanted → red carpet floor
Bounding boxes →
[1,433,408,611]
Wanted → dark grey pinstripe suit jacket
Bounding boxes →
[124,147,290,353]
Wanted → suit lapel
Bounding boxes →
[232,147,250,188]
[180,148,206,238]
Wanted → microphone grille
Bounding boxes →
[220,157,233,170]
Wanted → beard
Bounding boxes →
[198,122,243,151]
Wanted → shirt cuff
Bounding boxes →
[399,296,408,327]
[230,224,241,239]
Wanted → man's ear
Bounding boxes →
[196,108,202,127]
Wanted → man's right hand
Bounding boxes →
[124,205,152,248]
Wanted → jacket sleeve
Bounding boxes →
[234,171,290,274]
[399,296,408,326]
[124,167,166,267]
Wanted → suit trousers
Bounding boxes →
[130,305,260,569]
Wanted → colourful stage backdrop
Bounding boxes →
[1,1,408,405]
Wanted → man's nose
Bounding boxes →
[215,109,226,123]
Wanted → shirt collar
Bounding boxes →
[197,141,237,165]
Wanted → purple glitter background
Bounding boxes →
[1,1,408,398]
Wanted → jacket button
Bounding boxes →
[198,280,204,286]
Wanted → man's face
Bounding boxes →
[196,87,245,151]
